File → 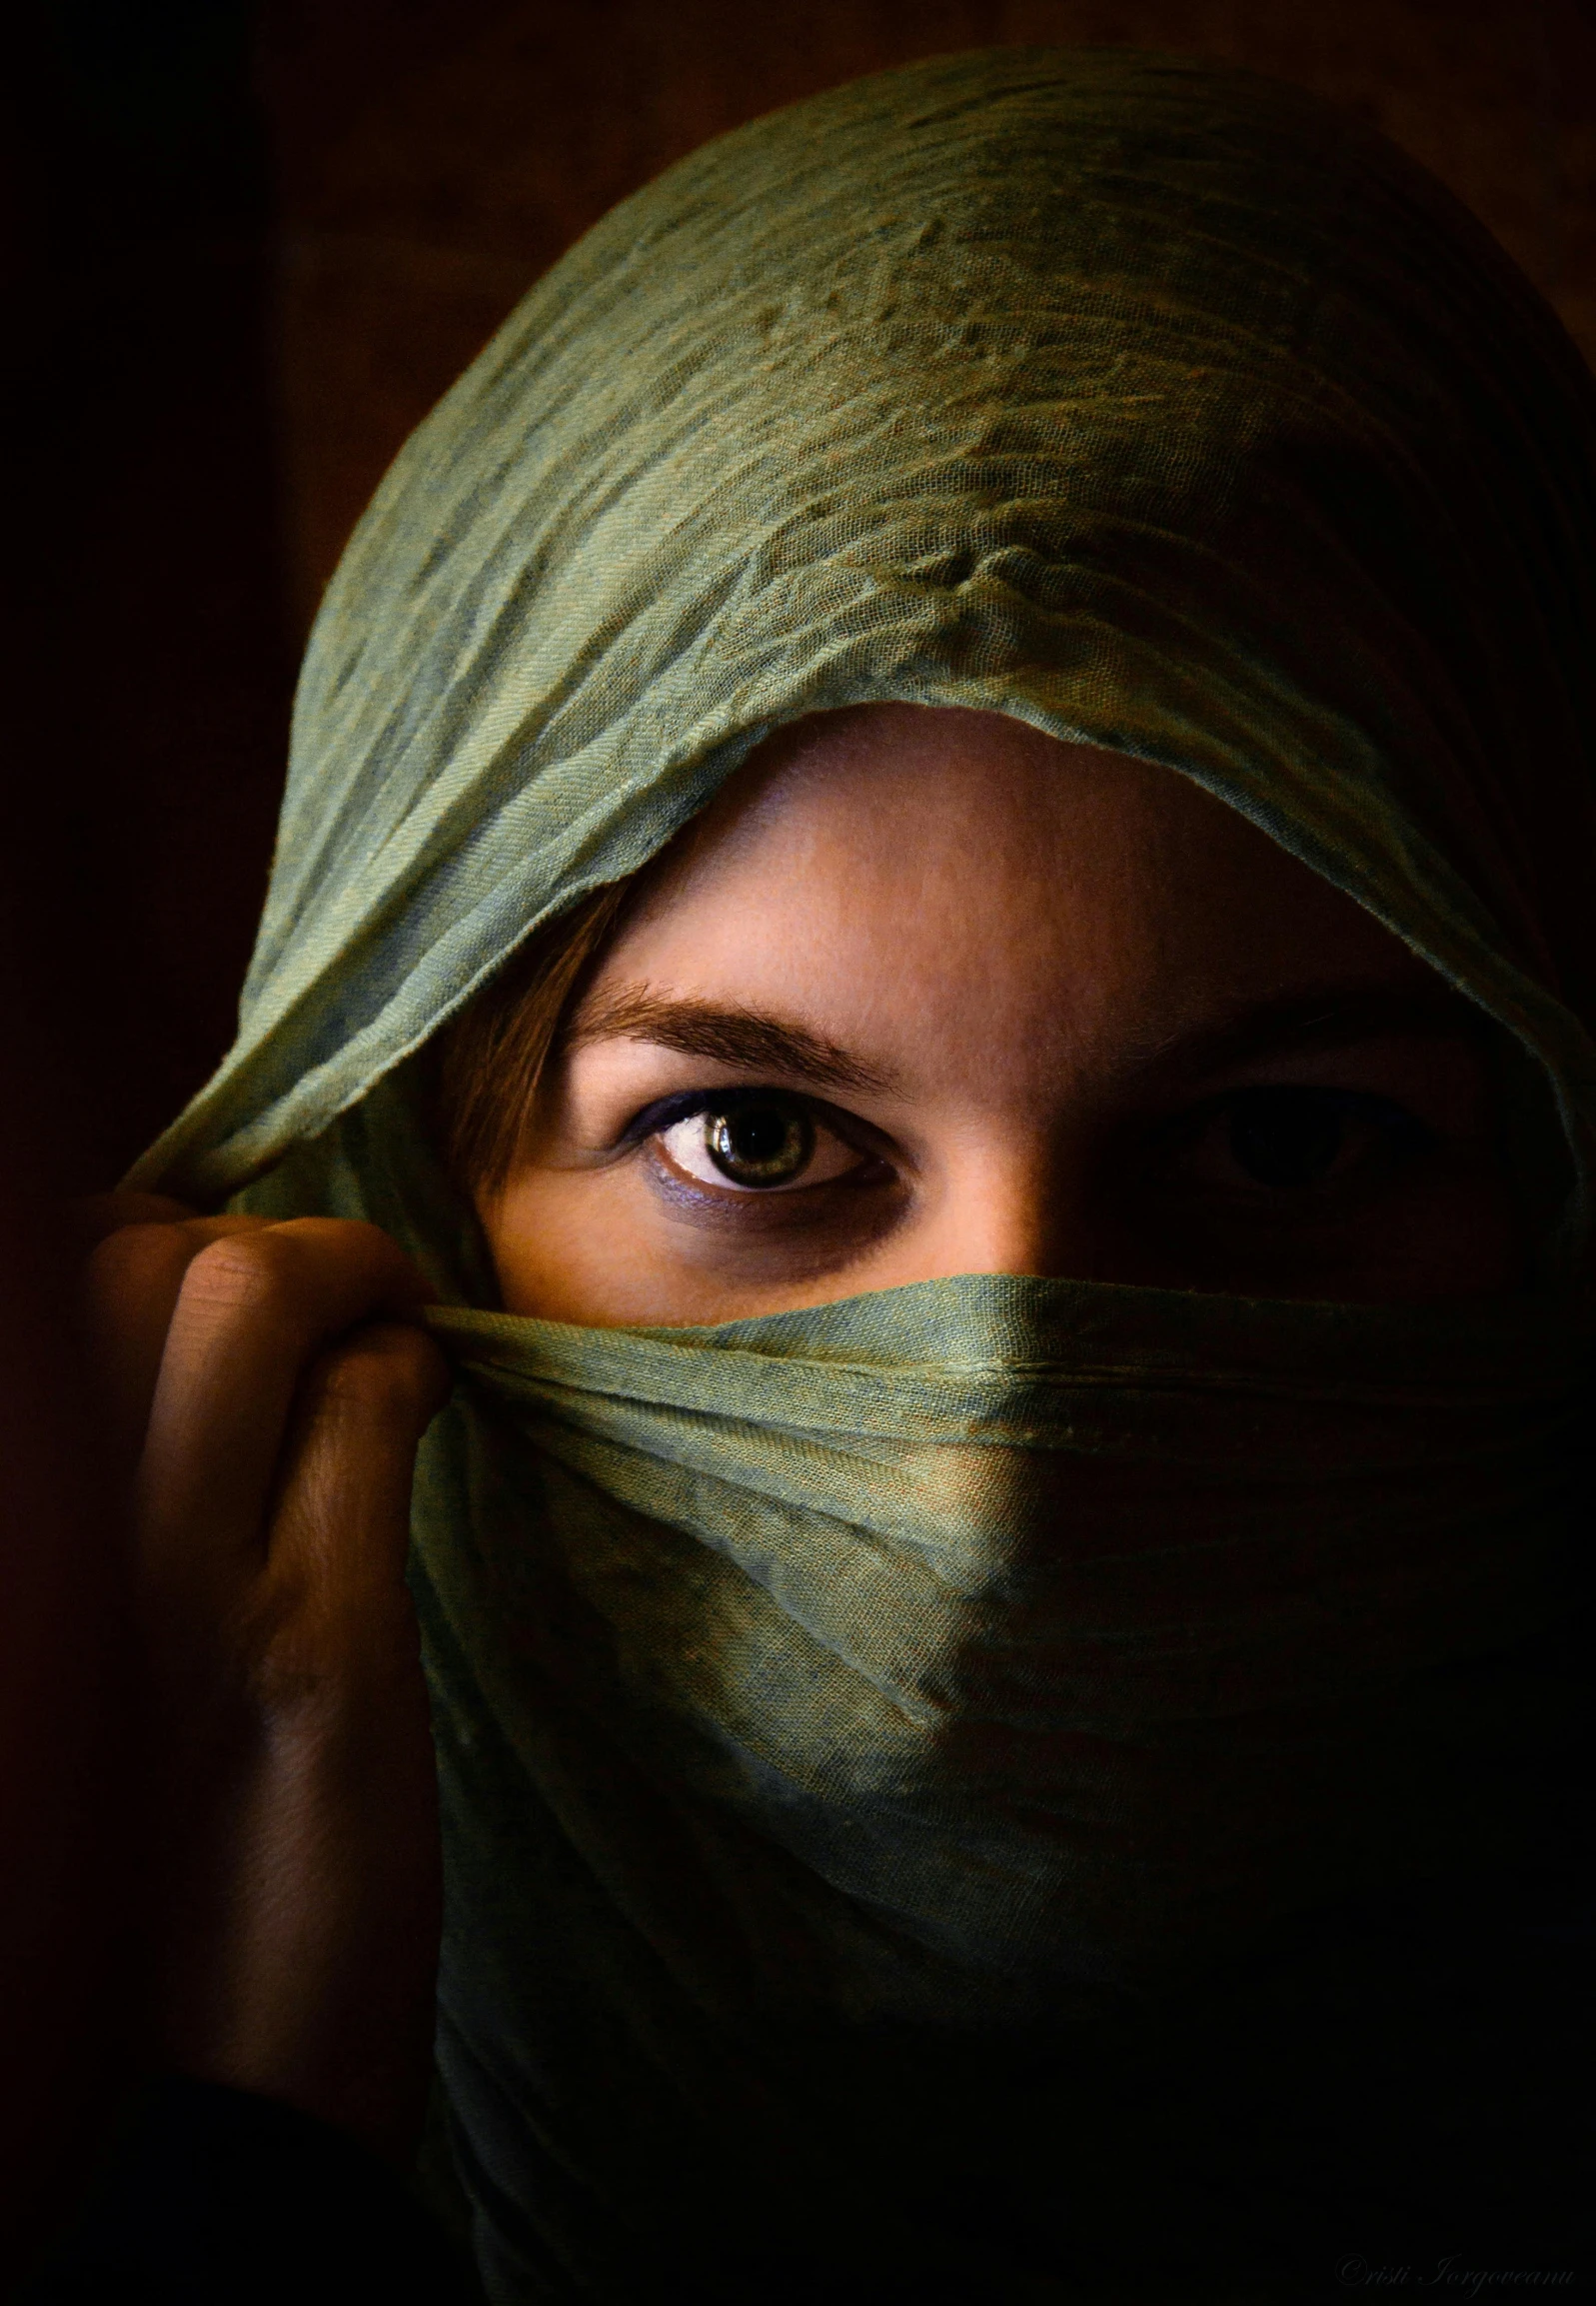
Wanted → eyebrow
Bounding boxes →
[567,986,895,1094]
[566,979,1487,1103]
[1120,984,1490,1085]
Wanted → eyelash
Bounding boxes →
[619,1088,881,1194]
[618,1085,1436,1203]
[616,1089,771,1149]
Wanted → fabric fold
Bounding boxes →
[149,42,1596,2298]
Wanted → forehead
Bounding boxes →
[595,703,1430,1047]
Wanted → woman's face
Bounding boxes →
[479,704,1522,1324]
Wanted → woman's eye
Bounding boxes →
[1170,1087,1432,1197]
[652,1093,865,1192]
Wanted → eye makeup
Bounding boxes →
[495,1000,1519,1318]
[618,1086,887,1189]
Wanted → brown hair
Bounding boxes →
[438,882,633,1196]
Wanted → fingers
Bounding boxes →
[86,1207,450,2159]
[242,1323,451,1711]
[71,1190,197,1249]
[137,1221,440,1600]
[85,1216,269,1466]
[138,1315,449,2158]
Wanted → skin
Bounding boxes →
[484,704,1521,1323]
[83,701,1523,2155]
[81,1203,448,2162]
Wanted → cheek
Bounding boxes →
[1163,1159,1526,1303]
[475,1166,749,1326]
[478,1170,616,1321]
[1368,1160,1526,1298]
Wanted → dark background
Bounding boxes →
[14,0,1596,1187]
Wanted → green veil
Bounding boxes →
[136,49,1593,2303]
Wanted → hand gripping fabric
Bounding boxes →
[141,48,1595,2304]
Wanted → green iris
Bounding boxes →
[707,1097,815,1187]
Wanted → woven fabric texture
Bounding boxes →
[143,48,1594,2301]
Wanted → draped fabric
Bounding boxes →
[133,48,1596,1207]
[138,48,1594,2301]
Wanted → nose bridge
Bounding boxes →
[921,1129,1090,1283]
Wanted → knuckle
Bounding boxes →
[276,1216,420,1283]
[280,1217,388,1251]
[235,1575,419,1715]
[313,1326,448,1423]
[86,1221,192,1303]
[178,1231,301,1320]
[238,1621,339,1720]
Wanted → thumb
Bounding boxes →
[260,1321,452,1650]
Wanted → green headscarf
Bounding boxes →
[137,49,1593,2302]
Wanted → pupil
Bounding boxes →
[729,1109,789,1163]
[1227,1091,1345,1190]
[708,1099,813,1185]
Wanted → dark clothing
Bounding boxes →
[22,2076,479,2304]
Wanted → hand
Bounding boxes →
[83,1199,450,2162]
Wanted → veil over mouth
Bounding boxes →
[157,44,1596,2299]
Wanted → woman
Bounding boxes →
[102,48,1591,2303]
